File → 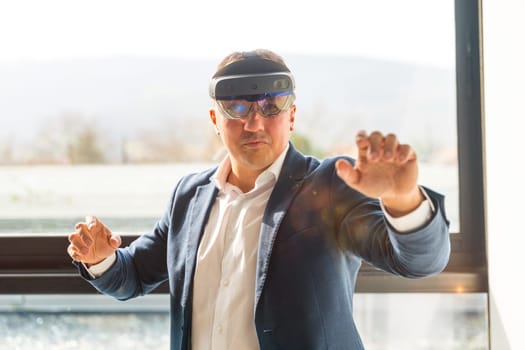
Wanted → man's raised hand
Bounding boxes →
[335,130,424,217]
[67,215,121,266]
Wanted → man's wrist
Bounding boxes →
[380,187,435,232]
[85,253,117,278]
[381,187,425,218]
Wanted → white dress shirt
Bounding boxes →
[190,147,288,350]
[88,147,434,350]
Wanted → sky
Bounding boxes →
[0,0,455,68]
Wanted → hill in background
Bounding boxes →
[0,54,456,164]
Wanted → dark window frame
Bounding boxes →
[0,0,486,294]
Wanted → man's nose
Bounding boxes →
[243,109,265,132]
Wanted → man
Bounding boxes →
[68,49,450,350]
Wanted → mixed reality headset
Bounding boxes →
[209,53,296,120]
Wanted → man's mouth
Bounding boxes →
[241,134,269,147]
[242,139,268,147]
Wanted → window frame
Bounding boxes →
[0,0,486,294]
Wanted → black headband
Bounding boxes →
[212,56,291,78]
[209,54,295,99]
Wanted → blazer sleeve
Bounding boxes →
[335,167,451,278]
[75,187,176,300]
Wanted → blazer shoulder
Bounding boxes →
[176,166,217,190]
[164,166,218,207]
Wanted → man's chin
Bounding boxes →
[240,155,274,172]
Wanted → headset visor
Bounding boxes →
[216,91,295,120]
[209,56,296,119]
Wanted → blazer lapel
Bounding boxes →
[182,181,218,306]
[254,144,310,310]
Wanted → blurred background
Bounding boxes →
[0,1,487,349]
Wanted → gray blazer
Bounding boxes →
[78,143,451,350]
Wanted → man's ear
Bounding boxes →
[289,105,296,131]
[210,109,220,135]
[210,109,217,126]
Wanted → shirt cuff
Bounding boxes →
[83,253,117,279]
[380,187,435,232]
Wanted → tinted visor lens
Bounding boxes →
[218,92,294,120]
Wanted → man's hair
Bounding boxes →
[215,49,289,74]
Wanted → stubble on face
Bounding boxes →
[234,131,276,171]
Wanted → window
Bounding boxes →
[1,294,488,350]
[0,0,487,348]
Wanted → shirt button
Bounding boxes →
[216,325,223,334]
[222,279,230,287]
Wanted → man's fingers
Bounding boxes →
[84,215,116,246]
[67,243,86,262]
[384,133,398,161]
[68,215,118,265]
[96,219,118,247]
[356,131,409,163]
[368,131,384,161]
[67,244,82,262]
[109,233,122,249]
[397,144,415,163]
[90,217,120,249]
[75,222,93,247]
[68,232,90,255]
[355,130,369,150]
[356,130,389,163]
[355,130,370,163]
[86,215,100,232]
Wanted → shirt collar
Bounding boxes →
[211,144,290,192]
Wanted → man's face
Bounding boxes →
[210,102,295,175]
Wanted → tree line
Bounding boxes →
[0,113,326,165]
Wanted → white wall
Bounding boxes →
[483,0,525,349]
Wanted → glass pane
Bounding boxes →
[354,293,489,350]
[0,0,458,232]
[0,294,488,349]
[0,295,170,349]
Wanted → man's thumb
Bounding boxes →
[335,159,360,185]
[109,234,122,249]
